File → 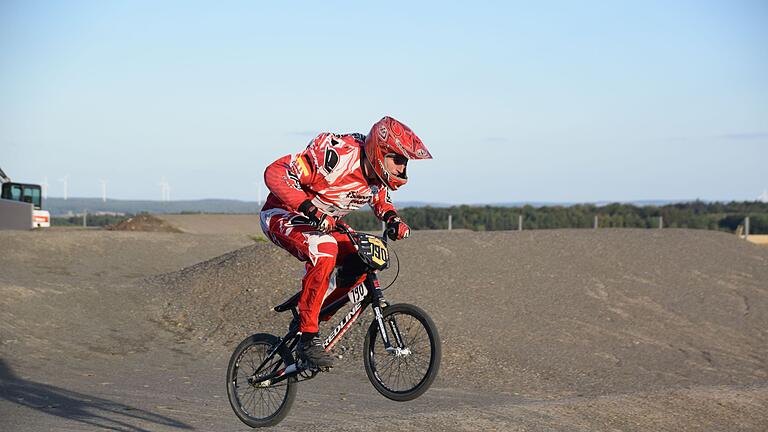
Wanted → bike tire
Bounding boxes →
[363,303,441,401]
[226,333,297,428]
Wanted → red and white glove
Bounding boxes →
[385,215,410,241]
[298,200,336,233]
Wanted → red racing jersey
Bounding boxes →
[263,132,397,220]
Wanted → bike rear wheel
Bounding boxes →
[226,333,297,428]
[363,303,441,401]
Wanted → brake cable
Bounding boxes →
[381,247,399,291]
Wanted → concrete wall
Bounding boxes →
[0,199,32,230]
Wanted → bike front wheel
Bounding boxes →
[226,333,297,428]
[363,303,441,401]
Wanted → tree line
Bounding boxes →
[52,214,130,227]
[341,201,768,234]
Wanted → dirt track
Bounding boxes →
[1,222,767,431]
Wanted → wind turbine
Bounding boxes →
[254,180,263,205]
[41,177,49,200]
[59,175,69,200]
[100,180,108,202]
[159,177,170,202]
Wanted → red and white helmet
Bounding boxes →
[364,116,432,190]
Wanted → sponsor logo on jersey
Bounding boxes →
[324,148,339,173]
[346,190,372,206]
[285,170,302,190]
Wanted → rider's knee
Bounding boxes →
[306,233,338,266]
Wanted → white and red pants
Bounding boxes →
[260,207,366,334]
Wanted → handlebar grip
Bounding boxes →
[385,226,397,240]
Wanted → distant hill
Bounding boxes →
[45,198,261,216]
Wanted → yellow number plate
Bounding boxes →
[368,237,388,266]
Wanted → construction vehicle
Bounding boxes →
[0,167,50,229]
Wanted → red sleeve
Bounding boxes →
[371,187,397,221]
[263,133,328,211]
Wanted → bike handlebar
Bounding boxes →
[334,220,394,244]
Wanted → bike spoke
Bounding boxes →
[243,387,258,415]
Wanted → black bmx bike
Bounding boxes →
[226,221,441,427]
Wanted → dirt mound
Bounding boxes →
[153,229,768,398]
[110,214,182,233]
[151,242,303,343]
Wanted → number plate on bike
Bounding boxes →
[348,284,368,304]
[354,233,389,270]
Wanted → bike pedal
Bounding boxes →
[310,364,333,372]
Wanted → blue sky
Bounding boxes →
[1,1,766,204]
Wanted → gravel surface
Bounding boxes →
[1,225,767,431]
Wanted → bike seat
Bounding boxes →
[274,291,301,312]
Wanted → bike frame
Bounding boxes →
[250,221,403,386]
[248,231,401,387]
[248,274,390,386]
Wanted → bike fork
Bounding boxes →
[373,305,390,347]
[369,279,405,354]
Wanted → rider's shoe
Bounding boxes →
[297,336,335,368]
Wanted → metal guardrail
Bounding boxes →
[439,214,756,239]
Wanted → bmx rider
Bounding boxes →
[260,116,432,367]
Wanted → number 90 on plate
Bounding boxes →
[348,284,368,304]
